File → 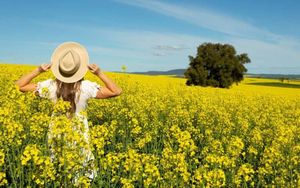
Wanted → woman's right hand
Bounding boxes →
[88,64,101,75]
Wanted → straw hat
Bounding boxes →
[51,42,89,83]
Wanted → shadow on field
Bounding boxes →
[246,82,300,89]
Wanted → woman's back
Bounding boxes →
[36,79,101,114]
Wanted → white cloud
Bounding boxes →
[152,52,167,56]
[115,0,278,40]
[229,38,300,74]
[230,38,300,66]
[153,45,189,51]
[112,0,300,73]
[90,28,300,73]
[33,20,300,73]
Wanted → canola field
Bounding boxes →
[0,64,299,187]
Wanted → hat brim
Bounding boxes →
[51,42,89,83]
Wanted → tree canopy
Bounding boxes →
[184,43,251,88]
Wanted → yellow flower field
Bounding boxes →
[0,63,299,187]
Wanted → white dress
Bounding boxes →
[36,79,101,113]
[35,79,101,179]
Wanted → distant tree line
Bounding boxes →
[279,77,290,83]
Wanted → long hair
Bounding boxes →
[55,78,83,115]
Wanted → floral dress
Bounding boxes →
[35,79,101,179]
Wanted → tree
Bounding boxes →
[184,43,251,88]
[121,65,127,73]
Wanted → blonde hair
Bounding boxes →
[55,78,83,115]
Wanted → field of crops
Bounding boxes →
[0,63,299,187]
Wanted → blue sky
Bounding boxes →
[0,0,299,74]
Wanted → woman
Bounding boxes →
[15,42,122,181]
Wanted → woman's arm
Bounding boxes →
[88,64,122,99]
[15,64,51,92]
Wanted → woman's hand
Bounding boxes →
[88,64,101,75]
[38,63,51,73]
[16,63,51,92]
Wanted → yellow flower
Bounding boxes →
[204,169,226,187]
[120,178,134,188]
[0,172,8,186]
[1,64,300,187]
[234,163,255,185]
[0,149,4,166]
[76,176,91,188]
